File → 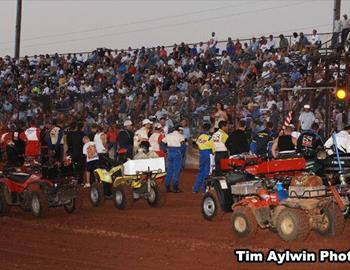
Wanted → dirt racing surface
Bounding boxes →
[0,170,349,270]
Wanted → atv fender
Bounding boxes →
[94,169,113,184]
[206,177,233,212]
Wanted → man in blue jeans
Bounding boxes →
[162,126,185,193]
[193,123,214,193]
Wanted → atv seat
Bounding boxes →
[225,173,247,185]
[7,173,31,183]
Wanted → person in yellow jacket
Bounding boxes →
[212,120,229,175]
[193,123,214,193]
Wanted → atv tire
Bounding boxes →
[316,203,345,237]
[0,188,10,216]
[231,206,258,238]
[147,184,166,208]
[64,196,83,214]
[113,184,134,210]
[30,190,49,218]
[89,182,105,207]
[201,190,224,221]
[276,208,310,242]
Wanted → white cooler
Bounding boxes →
[123,157,166,175]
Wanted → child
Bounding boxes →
[82,136,99,188]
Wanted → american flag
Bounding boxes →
[282,111,293,130]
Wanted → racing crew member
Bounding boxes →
[149,123,166,157]
[193,123,214,193]
[212,120,229,175]
[324,125,350,155]
[20,120,41,159]
[162,125,185,193]
[296,122,323,157]
[134,119,153,154]
[271,125,297,158]
[251,121,275,157]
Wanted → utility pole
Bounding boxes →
[14,0,23,59]
[333,0,341,31]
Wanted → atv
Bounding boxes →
[90,153,166,210]
[0,163,82,218]
[230,174,346,242]
[201,154,307,221]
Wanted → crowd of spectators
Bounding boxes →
[0,26,350,165]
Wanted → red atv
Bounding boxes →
[0,164,82,218]
[201,154,306,221]
[231,175,346,241]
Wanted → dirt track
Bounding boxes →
[0,170,349,270]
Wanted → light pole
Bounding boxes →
[15,0,23,59]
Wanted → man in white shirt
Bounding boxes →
[324,126,350,155]
[208,32,218,55]
[134,119,152,153]
[162,126,185,192]
[266,35,278,51]
[298,104,316,131]
[310,29,321,48]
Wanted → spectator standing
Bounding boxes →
[180,119,190,169]
[94,126,108,160]
[279,34,289,50]
[46,120,65,162]
[82,136,99,187]
[252,121,274,156]
[298,104,316,132]
[20,120,41,159]
[341,14,350,46]
[225,120,249,155]
[208,32,218,55]
[332,14,342,48]
[310,29,321,48]
[213,102,228,130]
[117,120,134,159]
[66,122,85,183]
[271,125,297,158]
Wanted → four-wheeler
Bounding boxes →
[90,156,166,210]
[230,174,346,241]
[0,163,82,218]
[201,154,307,221]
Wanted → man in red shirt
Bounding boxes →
[20,120,41,159]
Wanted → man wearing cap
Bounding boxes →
[134,119,152,154]
[117,120,134,159]
[298,105,315,132]
[162,125,185,193]
[149,123,166,157]
[324,125,350,155]
[193,123,214,193]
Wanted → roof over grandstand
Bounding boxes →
[1,0,350,56]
